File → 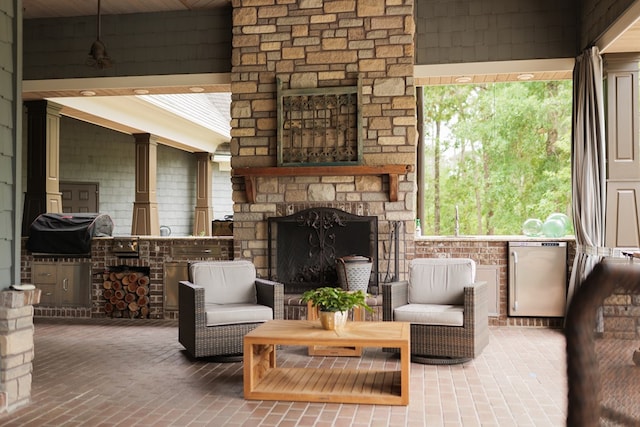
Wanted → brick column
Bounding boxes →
[131,133,160,235]
[0,289,41,413]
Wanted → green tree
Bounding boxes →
[422,85,473,234]
[421,80,572,235]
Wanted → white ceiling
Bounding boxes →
[20,0,640,154]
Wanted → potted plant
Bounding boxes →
[301,286,373,331]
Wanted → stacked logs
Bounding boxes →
[102,270,150,318]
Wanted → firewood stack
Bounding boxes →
[102,270,150,318]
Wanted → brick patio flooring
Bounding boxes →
[0,319,568,426]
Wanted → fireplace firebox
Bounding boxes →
[267,207,378,294]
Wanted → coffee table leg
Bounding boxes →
[243,340,254,397]
[400,339,410,405]
[244,341,277,397]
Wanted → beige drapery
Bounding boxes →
[566,47,610,327]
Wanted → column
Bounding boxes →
[21,100,63,235]
[603,54,640,247]
[131,133,159,235]
[0,289,41,413]
[193,152,213,236]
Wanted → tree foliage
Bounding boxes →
[420,81,572,235]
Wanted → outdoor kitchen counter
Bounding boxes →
[21,236,235,320]
[414,236,577,327]
[416,235,575,242]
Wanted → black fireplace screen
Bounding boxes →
[267,207,378,293]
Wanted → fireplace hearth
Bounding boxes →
[267,207,378,294]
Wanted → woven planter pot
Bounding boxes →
[336,255,372,292]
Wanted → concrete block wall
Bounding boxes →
[24,116,231,237]
[230,0,418,281]
[212,163,233,220]
[414,0,578,65]
[156,146,197,236]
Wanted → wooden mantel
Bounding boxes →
[232,164,413,203]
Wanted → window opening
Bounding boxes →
[418,80,573,236]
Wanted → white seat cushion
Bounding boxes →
[190,260,257,305]
[408,258,475,305]
[394,304,464,327]
[205,303,273,326]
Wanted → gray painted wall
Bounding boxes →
[0,1,21,290]
[415,0,579,65]
[22,117,232,236]
[23,8,232,80]
[24,1,630,79]
[580,0,636,48]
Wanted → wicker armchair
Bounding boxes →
[382,258,489,364]
[178,260,284,360]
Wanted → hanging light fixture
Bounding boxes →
[86,0,113,69]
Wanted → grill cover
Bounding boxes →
[27,213,114,254]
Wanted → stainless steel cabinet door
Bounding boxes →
[509,242,567,317]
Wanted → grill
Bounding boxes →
[111,237,139,257]
[27,213,114,255]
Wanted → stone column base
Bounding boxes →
[0,288,40,414]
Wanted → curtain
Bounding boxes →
[566,46,609,326]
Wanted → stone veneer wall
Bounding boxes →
[0,290,40,412]
[230,0,418,280]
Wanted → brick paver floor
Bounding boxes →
[0,319,568,426]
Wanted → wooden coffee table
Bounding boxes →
[306,301,366,356]
[243,320,410,405]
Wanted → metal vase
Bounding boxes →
[318,310,348,331]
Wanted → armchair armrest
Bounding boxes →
[178,281,207,354]
[463,280,488,328]
[179,281,207,325]
[381,280,409,321]
[255,278,285,320]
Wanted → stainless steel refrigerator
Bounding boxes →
[508,241,567,317]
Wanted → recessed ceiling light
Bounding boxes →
[454,76,472,83]
[133,89,149,95]
[80,90,96,96]
[517,73,535,81]
[189,86,205,93]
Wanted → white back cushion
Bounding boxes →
[189,260,257,305]
[408,258,475,305]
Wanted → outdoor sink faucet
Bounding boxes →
[455,205,460,237]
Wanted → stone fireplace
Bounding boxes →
[230,1,418,280]
[267,207,378,294]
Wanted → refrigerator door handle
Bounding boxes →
[511,250,518,312]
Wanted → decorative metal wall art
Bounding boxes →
[277,77,363,166]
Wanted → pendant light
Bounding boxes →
[86,0,113,69]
